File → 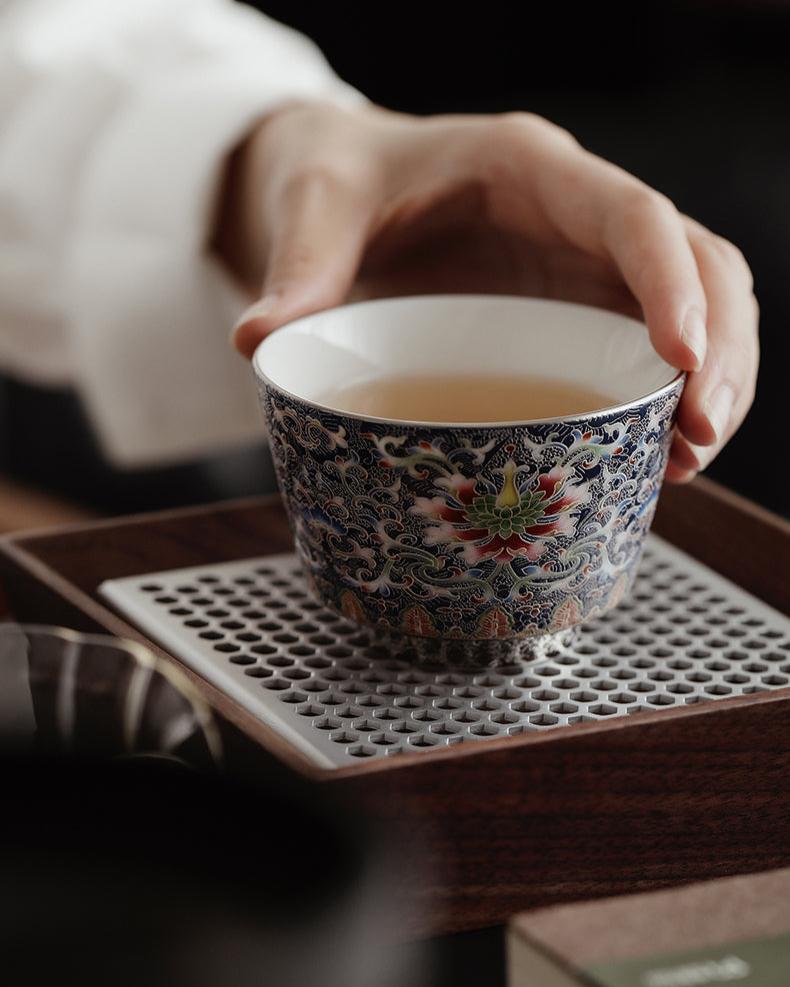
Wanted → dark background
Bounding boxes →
[1,0,787,517]
[254,0,788,515]
[255,6,790,981]
[0,6,786,986]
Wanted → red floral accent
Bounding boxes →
[340,590,367,624]
[476,607,512,638]
[411,463,589,566]
[402,605,439,637]
[549,596,583,631]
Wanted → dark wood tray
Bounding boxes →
[2,477,789,938]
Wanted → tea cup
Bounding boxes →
[253,294,683,663]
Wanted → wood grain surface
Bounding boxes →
[1,479,788,937]
[654,475,790,613]
[0,476,93,535]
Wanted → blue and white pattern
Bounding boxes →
[260,377,684,642]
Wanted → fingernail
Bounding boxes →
[231,294,278,338]
[681,306,707,372]
[685,441,714,472]
[667,466,697,485]
[702,382,735,443]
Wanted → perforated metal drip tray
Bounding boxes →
[99,535,790,770]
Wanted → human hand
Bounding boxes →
[220,100,758,483]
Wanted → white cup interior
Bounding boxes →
[253,294,679,424]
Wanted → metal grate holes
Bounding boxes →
[100,538,790,768]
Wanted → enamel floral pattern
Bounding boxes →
[260,378,683,641]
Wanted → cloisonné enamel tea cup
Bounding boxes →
[253,294,683,664]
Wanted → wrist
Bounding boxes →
[211,98,357,290]
[211,98,399,290]
[210,123,263,292]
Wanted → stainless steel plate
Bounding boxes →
[100,535,790,769]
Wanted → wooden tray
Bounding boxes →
[1,477,789,938]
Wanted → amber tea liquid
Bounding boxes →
[320,373,614,423]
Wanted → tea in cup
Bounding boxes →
[253,294,683,662]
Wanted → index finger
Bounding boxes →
[477,117,710,373]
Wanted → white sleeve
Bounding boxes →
[0,0,368,467]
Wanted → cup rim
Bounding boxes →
[253,293,685,429]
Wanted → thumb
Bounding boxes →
[231,173,373,359]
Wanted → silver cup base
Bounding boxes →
[379,627,580,670]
